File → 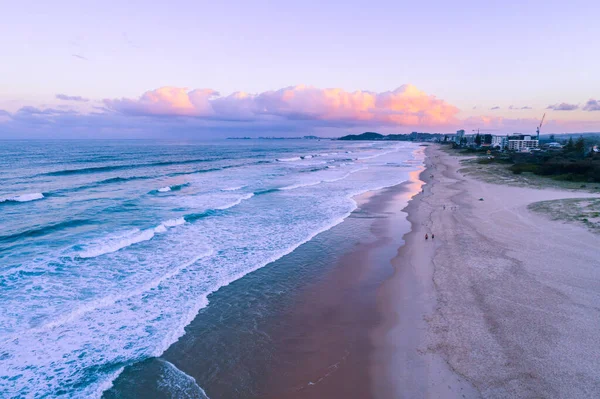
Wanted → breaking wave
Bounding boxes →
[0,193,45,203]
[77,218,187,259]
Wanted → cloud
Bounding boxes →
[582,99,600,111]
[521,106,532,110]
[105,87,219,117]
[56,94,90,102]
[3,85,600,138]
[72,54,88,61]
[546,102,578,111]
[491,106,500,110]
[104,84,460,127]
[508,105,532,110]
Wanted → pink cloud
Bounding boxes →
[104,84,460,127]
[104,87,219,117]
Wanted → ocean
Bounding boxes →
[0,139,423,398]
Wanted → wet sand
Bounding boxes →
[257,172,424,399]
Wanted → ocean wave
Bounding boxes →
[324,167,368,182]
[300,165,329,173]
[0,219,95,245]
[276,156,301,162]
[43,249,213,331]
[279,167,368,191]
[162,217,186,227]
[0,193,45,203]
[41,158,220,177]
[168,167,222,177]
[77,218,187,259]
[214,193,255,210]
[355,148,400,160]
[280,181,322,190]
[48,176,153,196]
[253,188,280,196]
[221,186,244,191]
[157,360,211,399]
[154,183,189,194]
[97,176,140,185]
[184,211,214,222]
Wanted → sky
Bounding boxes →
[1,0,599,138]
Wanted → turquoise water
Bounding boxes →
[0,140,422,398]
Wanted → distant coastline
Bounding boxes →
[338,131,446,141]
[227,135,326,140]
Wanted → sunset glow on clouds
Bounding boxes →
[1,84,599,138]
[104,84,460,127]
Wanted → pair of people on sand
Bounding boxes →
[425,233,434,240]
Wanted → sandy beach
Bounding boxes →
[374,144,600,398]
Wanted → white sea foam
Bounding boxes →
[276,156,301,162]
[221,186,244,191]
[77,229,156,258]
[158,186,172,192]
[280,181,322,190]
[162,217,186,227]
[158,359,210,399]
[77,218,187,258]
[41,250,212,331]
[0,192,45,202]
[214,193,254,210]
[280,166,368,190]
[323,167,368,183]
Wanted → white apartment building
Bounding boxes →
[508,135,539,151]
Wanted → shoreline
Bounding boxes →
[370,146,479,398]
[103,150,426,398]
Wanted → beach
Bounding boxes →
[372,145,600,398]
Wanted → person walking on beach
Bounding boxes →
[425,233,428,240]
[432,233,435,239]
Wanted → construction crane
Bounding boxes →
[536,113,546,140]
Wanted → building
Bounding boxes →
[508,134,539,151]
[491,135,507,148]
[451,129,465,144]
[480,134,494,146]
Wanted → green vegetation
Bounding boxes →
[507,149,600,183]
[444,136,600,183]
[529,198,600,233]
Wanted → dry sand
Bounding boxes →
[373,145,600,398]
